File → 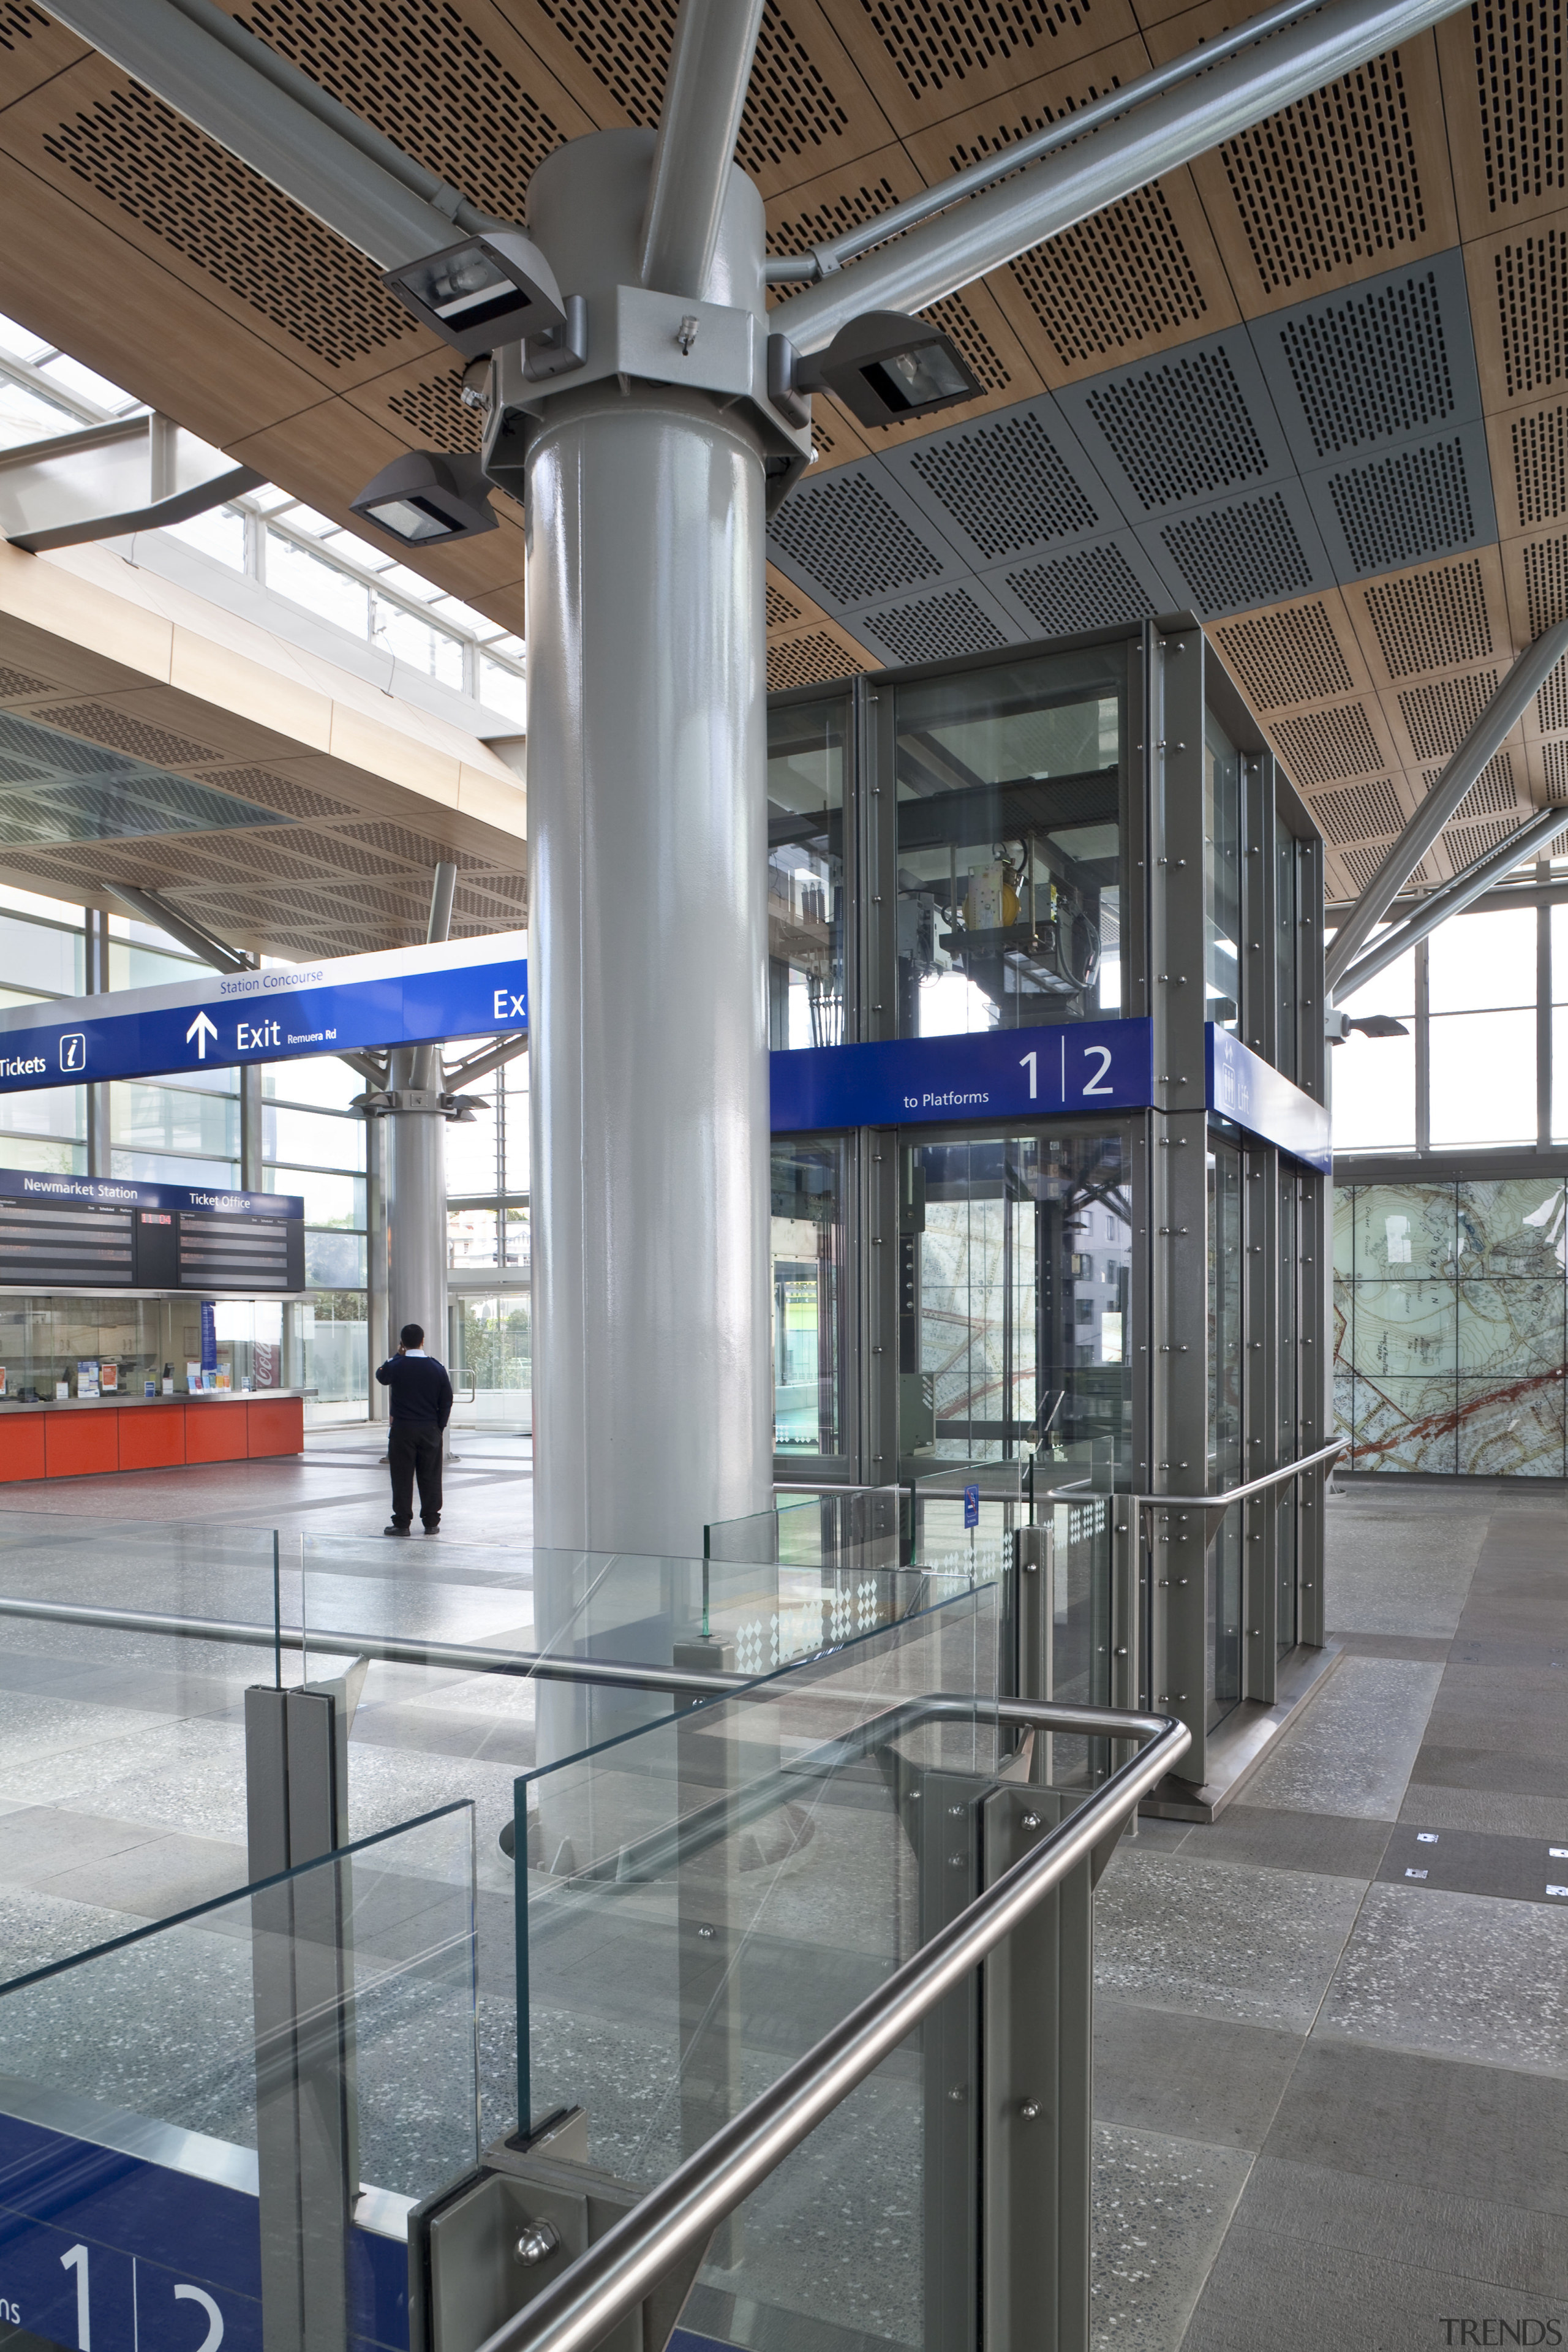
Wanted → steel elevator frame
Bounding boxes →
[768,617,1332,1793]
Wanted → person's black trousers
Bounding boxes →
[388,1420,443,1527]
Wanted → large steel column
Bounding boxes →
[387,1063,447,1359]
[525,130,772,1560]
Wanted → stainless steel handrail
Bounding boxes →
[0,1593,750,1700]
[1036,1436,1347,1521]
[482,1697,1190,2352]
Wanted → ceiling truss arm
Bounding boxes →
[767,0,1470,353]
[100,884,254,974]
[1324,622,1568,992]
[1330,803,1568,1003]
[641,0,768,299]
[40,0,483,266]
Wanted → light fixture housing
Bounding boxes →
[780,311,982,430]
[385,229,566,360]
[350,451,497,546]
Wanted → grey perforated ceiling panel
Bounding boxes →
[1136,481,1336,620]
[765,459,966,620]
[852,583,1020,669]
[1056,333,1295,520]
[1249,251,1483,469]
[1305,421,1499,578]
[883,399,1117,573]
[983,533,1170,640]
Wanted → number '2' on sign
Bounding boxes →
[1019,1042,1113,1102]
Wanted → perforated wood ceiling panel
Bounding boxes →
[0,0,1558,903]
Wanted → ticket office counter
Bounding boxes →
[0,1173,308,1480]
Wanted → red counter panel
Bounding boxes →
[184,1404,252,1464]
[45,1412,119,1479]
[118,1405,186,1471]
[247,1396,304,1458]
[0,1414,45,1482]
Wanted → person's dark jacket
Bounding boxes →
[375,1351,453,1428]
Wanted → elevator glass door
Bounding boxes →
[1276,1172,1300,1653]
[899,1125,1133,1482]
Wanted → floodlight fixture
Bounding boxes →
[769,311,982,431]
[385,229,566,360]
[1325,1010,1409,1042]
[350,451,497,546]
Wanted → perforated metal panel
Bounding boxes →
[1471,0,1568,213]
[1311,426,1496,576]
[1215,52,1428,297]
[1003,184,1210,372]
[1543,738,1568,793]
[1063,337,1286,513]
[1271,703,1385,786]
[888,399,1102,567]
[207,769,357,820]
[1152,488,1329,617]
[1522,530,1568,633]
[767,631,864,691]
[1509,402,1568,526]
[1539,662,1568,733]
[766,462,959,616]
[1437,750,1518,816]
[386,365,483,455]
[1397,669,1501,760]
[1308,777,1406,843]
[533,0,850,176]
[0,665,58,699]
[767,581,806,631]
[1210,602,1354,708]
[1251,254,1477,464]
[854,0,1099,102]
[43,83,416,371]
[1493,229,1568,400]
[336,820,485,867]
[36,701,217,766]
[854,589,1011,666]
[990,538,1159,636]
[1445,816,1521,866]
[1362,559,1494,678]
[1338,841,1406,891]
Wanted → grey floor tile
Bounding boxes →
[1180,2203,1568,2352]
[1316,1883,1568,2075]
[33,1830,249,1921]
[1093,2000,1302,2150]
[1379,1821,1568,1905]
[1218,2153,1568,2293]
[1092,2124,1253,2352]
[1263,2038,1568,2213]
[1411,1743,1568,1800]
[1125,1818,1193,1853]
[1327,1631,1453,1662]
[1323,1504,1488,1638]
[0,1806,166,1882]
[0,1885,138,1985]
[1094,1852,1362,2032]
[1231,1657,1443,1821]
[1187,1805,1392,1882]
[1401,1784,1568,1842]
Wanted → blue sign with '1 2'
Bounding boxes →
[771,1017,1153,1133]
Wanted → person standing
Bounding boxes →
[376,1321,453,1535]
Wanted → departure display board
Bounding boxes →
[0,1171,306,1292]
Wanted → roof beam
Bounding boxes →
[100,884,255,973]
[1331,804,1568,1003]
[641,0,768,300]
[1325,622,1568,992]
[443,1033,527,1090]
[40,0,486,268]
[0,413,260,552]
[769,0,1472,353]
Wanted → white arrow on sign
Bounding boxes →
[186,1010,219,1060]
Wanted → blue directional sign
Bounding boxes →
[771,1019,1154,1132]
[0,935,528,1096]
[0,2110,406,2352]
[1208,1026,1332,1171]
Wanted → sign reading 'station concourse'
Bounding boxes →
[0,934,529,1095]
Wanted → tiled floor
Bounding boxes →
[1090,1480,1568,2352]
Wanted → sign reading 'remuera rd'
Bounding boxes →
[0,933,529,1095]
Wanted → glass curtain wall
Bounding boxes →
[767,696,847,1050]
[1207,1141,1244,1726]
[1204,711,1242,1033]
[892,646,1125,1036]
[771,1138,848,1460]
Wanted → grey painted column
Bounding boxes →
[386,1059,447,1359]
[524,130,772,1561]
[365,1111,388,1420]
[84,908,110,1179]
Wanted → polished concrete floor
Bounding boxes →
[0,1464,1560,2350]
[1094,1480,1568,2352]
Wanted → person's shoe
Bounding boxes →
[422,1520,440,1534]
[384,1521,411,1536]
